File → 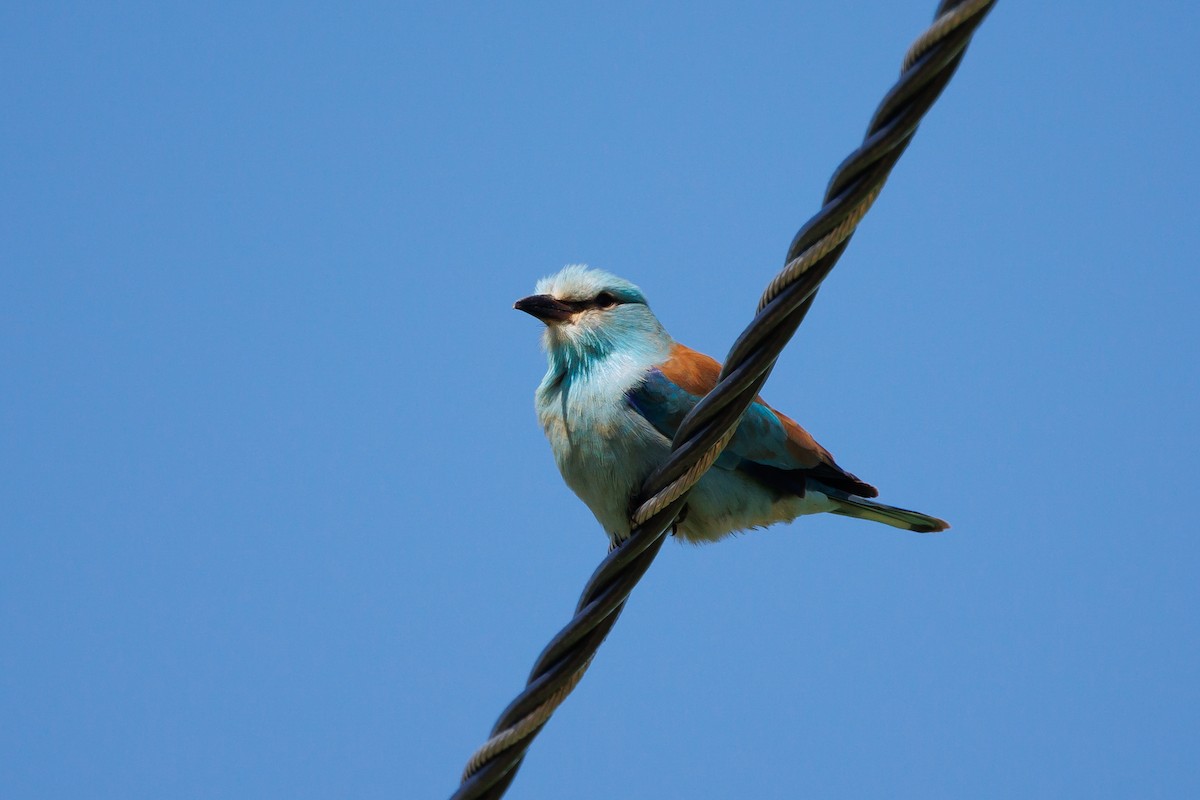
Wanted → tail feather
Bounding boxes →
[819,487,949,533]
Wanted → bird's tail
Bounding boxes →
[819,487,949,533]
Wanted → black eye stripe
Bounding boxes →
[562,293,626,311]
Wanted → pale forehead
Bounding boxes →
[535,264,643,302]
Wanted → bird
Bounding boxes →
[515,264,948,545]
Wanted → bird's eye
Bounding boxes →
[595,291,618,308]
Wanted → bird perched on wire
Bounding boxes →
[515,265,948,545]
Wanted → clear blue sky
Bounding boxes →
[3,3,1198,798]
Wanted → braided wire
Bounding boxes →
[452,2,995,797]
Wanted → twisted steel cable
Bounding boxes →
[452,2,995,797]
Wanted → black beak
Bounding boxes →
[514,294,573,323]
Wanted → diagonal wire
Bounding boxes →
[452,2,996,797]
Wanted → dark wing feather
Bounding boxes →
[626,343,877,498]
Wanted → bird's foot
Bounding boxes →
[623,496,688,537]
[671,503,689,536]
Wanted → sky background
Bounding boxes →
[3,2,1198,798]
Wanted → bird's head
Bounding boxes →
[515,265,670,366]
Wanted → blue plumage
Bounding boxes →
[516,265,948,544]
[628,369,810,472]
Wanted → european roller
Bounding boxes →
[516,264,948,545]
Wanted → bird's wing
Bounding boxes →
[626,343,878,498]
